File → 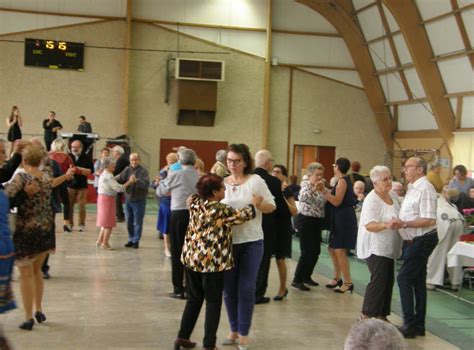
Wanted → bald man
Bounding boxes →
[68,140,93,231]
[116,153,150,248]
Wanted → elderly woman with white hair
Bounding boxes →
[357,165,402,320]
[96,157,136,249]
[344,319,406,350]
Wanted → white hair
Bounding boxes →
[112,146,124,155]
[216,149,227,163]
[254,150,272,168]
[101,157,115,170]
[344,319,406,350]
[306,162,324,175]
[51,138,69,153]
[369,165,391,184]
[353,180,365,189]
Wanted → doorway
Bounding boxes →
[159,139,228,171]
[293,145,336,183]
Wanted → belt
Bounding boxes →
[404,229,437,245]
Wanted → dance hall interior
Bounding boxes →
[0,1,473,349]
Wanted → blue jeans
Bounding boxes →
[397,230,438,329]
[125,199,146,243]
[224,240,263,336]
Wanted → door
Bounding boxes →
[293,145,336,183]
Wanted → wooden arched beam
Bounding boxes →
[382,0,455,156]
[296,0,393,150]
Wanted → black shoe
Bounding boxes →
[415,326,425,336]
[42,271,51,280]
[169,292,186,300]
[63,225,72,233]
[304,278,319,286]
[397,325,417,339]
[124,242,133,248]
[174,337,196,349]
[291,281,310,291]
[273,289,289,301]
[255,296,271,304]
[132,242,139,249]
[19,319,34,331]
[34,311,46,323]
[325,278,343,289]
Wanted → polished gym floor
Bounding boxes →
[2,211,469,349]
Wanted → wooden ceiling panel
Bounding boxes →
[381,3,399,32]
[437,57,473,93]
[416,0,453,20]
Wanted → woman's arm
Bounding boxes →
[285,196,298,216]
[18,115,22,128]
[4,173,25,198]
[6,117,13,128]
[323,177,346,207]
[365,221,390,233]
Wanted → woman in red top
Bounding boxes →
[49,139,74,232]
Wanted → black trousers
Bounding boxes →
[255,229,274,299]
[58,183,70,221]
[293,215,322,283]
[178,269,224,348]
[362,255,394,317]
[115,192,125,220]
[397,230,438,329]
[170,209,189,294]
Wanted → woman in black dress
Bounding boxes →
[317,157,357,293]
[6,106,22,155]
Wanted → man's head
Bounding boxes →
[353,181,365,196]
[48,111,56,120]
[391,181,404,197]
[129,153,140,168]
[404,157,426,184]
[79,115,86,124]
[254,150,274,172]
[71,140,83,157]
[351,161,361,173]
[216,149,227,163]
[179,149,197,166]
[112,146,124,160]
[429,162,441,174]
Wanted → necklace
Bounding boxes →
[228,176,242,191]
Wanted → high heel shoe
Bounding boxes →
[334,282,354,294]
[325,278,343,289]
[35,311,46,323]
[174,337,196,349]
[63,224,72,233]
[273,288,288,301]
[19,319,34,330]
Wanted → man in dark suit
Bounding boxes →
[253,150,286,304]
[77,116,93,158]
[112,145,129,222]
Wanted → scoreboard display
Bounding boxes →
[24,38,84,71]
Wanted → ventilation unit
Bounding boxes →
[175,58,225,82]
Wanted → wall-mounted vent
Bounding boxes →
[175,58,225,82]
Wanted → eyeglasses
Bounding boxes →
[226,158,242,165]
[272,169,282,174]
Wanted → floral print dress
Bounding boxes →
[5,172,54,265]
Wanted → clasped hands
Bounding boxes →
[385,217,404,230]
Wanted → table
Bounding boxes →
[447,241,474,268]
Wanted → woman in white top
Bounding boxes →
[357,165,402,320]
[221,144,275,350]
[96,157,135,249]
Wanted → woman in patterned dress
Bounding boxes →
[174,174,261,350]
[5,145,56,330]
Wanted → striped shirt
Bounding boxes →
[399,176,437,240]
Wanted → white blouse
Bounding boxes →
[98,170,125,196]
[221,174,275,245]
[357,190,402,260]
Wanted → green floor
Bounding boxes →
[292,234,474,350]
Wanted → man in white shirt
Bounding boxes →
[392,157,438,339]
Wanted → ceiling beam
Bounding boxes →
[444,90,474,98]
[432,48,474,63]
[278,63,357,71]
[385,98,428,106]
[394,130,441,139]
[296,0,393,150]
[374,62,415,75]
[354,1,377,14]
[383,0,455,156]
[365,29,401,45]
[0,7,124,20]
[450,0,474,69]
[376,1,412,99]
[420,3,474,25]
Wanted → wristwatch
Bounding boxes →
[402,221,408,229]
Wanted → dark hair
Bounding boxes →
[274,164,288,177]
[49,111,55,115]
[289,175,298,185]
[453,164,467,176]
[79,115,86,120]
[9,106,18,122]
[227,143,254,175]
[101,147,110,153]
[335,157,351,174]
[196,174,224,200]
[351,161,361,172]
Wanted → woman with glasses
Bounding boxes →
[317,158,357,293]
[291,162,326,291]
[357,166,402,320]
[221,144,275,350]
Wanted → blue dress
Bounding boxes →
[0,191,16,313]
[156,168,172,235]
[328,176,358,250]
